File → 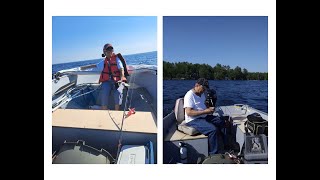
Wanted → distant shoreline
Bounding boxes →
[164,61,267,80]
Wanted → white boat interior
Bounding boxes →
[52,67,157,164]
[163,100,268,164]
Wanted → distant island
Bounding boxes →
[164,61,267,80]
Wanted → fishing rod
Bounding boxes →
[115,69,137,163]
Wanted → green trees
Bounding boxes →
[163,61,267,80]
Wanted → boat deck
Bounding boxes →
[53,109,157,134]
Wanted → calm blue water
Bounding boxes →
[52,51,157,74]
[163,80,268,116]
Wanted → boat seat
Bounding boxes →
[175,98,200,135]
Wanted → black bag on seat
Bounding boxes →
[245,113,268,135]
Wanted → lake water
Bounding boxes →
[163,80,268,116]
[52,51,157,74]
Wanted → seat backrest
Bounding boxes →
[174,98,201,136]
[174,98,185,123]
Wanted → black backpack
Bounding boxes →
[245,113,268,135]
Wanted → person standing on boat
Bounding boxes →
[183,78,225,155]
[80,43,127,110]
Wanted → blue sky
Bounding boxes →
[52,16,157,64]
[163,16,268,72]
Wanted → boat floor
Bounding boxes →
[53,74,157,119]
[55,83,157,124]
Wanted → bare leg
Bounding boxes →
[101,105,108,110]
[115,105,120,111]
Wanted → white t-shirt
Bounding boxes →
[183,89,207,123]
[96,56,123,71]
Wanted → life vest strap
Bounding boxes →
[117,53,130,77]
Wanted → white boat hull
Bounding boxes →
[52,67,157,163]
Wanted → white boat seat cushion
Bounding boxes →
[174,98,185,123]
[177,120,199,135]
[174,98,199,136]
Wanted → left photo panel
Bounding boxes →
[52,16,157,164]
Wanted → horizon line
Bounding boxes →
[53,50,157,65]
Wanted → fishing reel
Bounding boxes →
[205,89,217,108]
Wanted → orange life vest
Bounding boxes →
[99,54,121,83]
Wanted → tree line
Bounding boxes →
[164,61,268,80]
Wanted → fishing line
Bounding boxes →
[115,68,137,162]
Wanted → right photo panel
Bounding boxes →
[163,16,268,164]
